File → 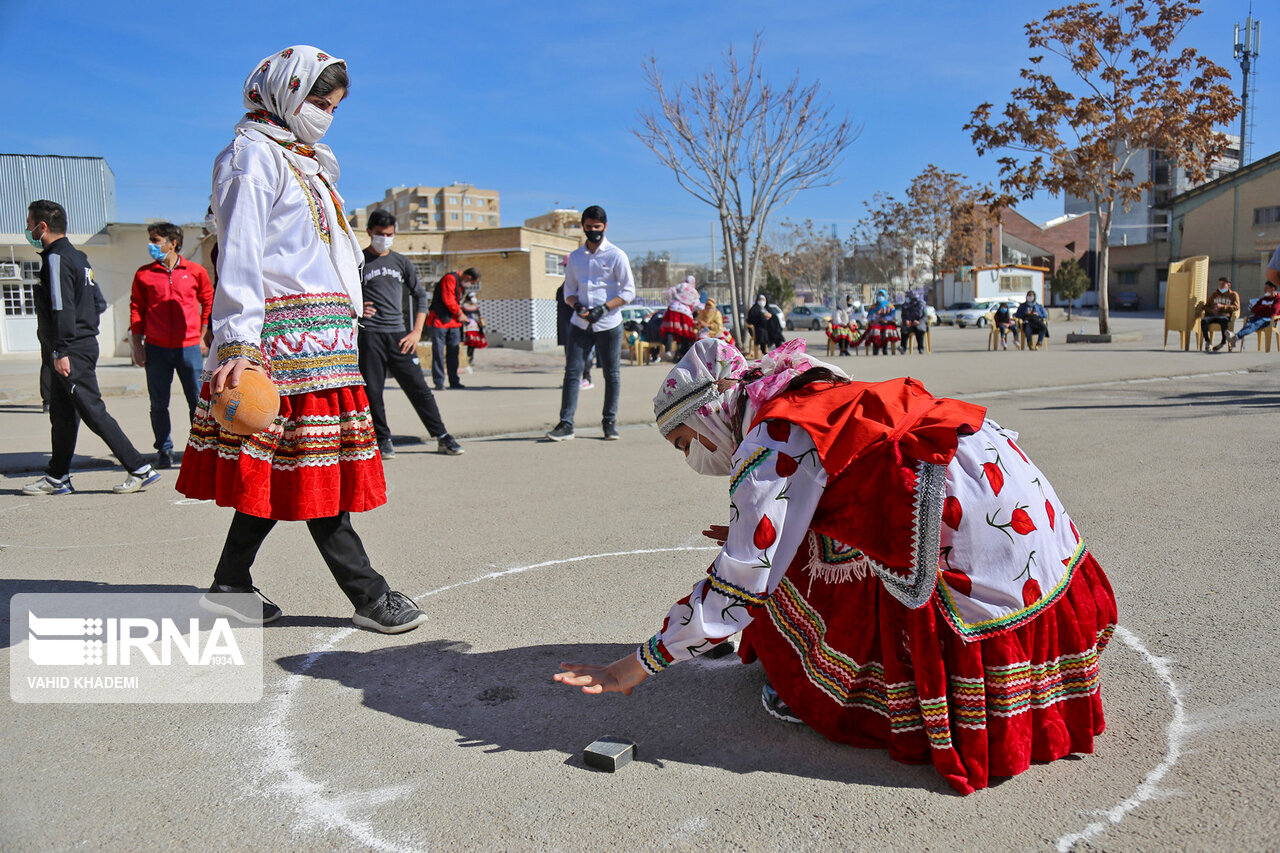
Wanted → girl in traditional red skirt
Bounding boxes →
[867,288,900,355]
[557,338,1118,795]
[660,276,701,360]
[461,292,488,362]
[179,46,428,634]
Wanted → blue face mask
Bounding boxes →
[24,228,43,250]
[148,243,167,262]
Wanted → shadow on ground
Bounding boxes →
[278,638,947,793]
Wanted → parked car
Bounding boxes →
[785,304,834,330]
[1114,291,1142,310]
[935,302,976,325]
[619,305,655,325]
[956,299,1020,328]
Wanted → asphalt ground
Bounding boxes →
[2,316,1277,851]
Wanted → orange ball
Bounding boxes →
[210,368,281,436]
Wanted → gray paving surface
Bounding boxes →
[2,315,1278,851]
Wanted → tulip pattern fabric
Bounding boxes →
[638,407,1117,795]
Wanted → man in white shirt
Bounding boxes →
[546,206,635,441]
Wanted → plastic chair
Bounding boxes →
[825,320,836,357]
[903,323,931,353]
[624,330,653,365]
[1194,315,1237,352]
[1256,322,1278,353]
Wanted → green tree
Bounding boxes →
[1050,257,1091,318]
[761,270,795,308]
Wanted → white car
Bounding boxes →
[935,302,977,326]
[956,299,1020,328]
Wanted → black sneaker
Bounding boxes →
[546,421,575,442]
[1213,339,1228,352]
[449,382,466,390]
[155,450,173,470]
[353,591,428,634]
[761,681,804,725]
[603,422,620,441]
[379,439,396,459]
[200,583,282,624]
[437,434,464,455]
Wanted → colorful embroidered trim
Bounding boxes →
[260,293,360,393]
[188,398,377,469]
[803,531,876,585]
[935,538,1087,640]
[284,160,331,244]
[979,648,1103,718]
[729,448,772,495]
[766,578,925,734]
[706,567,769,608]
[262,293,356,337]
[637,635,673,674]
[873,459,945,610]
[216,341,265,365]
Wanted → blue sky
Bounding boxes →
[1,1,1271,261]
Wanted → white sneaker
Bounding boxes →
[23,475,74,496]
[580,378,594,390]
[113,467,161,494]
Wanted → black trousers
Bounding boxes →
[358,329,448,444]
[1200,316,1232,343]
[46,338,147,479]
[212,510,390,609]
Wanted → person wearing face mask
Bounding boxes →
[1200,277,1239,352]
[546,205,635,442]
[746,295,775,355]
[427,267,479,390]
[1014,289,1049,350]
[128,222,214,469]
[356,209,462,458]
[22,200,161,497]
[555,337,1119,796]
[177,46,429,635]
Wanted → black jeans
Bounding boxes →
[212,511,390,609]
[46,338,147,479]
[1200,316,1231,343]
[358,329,448,444]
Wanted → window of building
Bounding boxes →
[434,213,442,222]
[1254,206,1280,226]
[450,212,459,221]
[1118,270,1139,285]
[3,282,36,316]
[21,261,41,281]
[488,215,497,226]
[545,253,566,276]
[464,213,473,222]
[411,259,444,282]
[998,274,1033,293]
[448,196,459,205]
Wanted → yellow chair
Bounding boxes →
[1194,314,1237,352]
[825,320,836,357]
[903,323,931,353]
[746,327,761,359]
[624,330,653,365]
[1255,322,1279,353]
[1164,255,1210,350]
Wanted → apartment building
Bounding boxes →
[359,183,500,232]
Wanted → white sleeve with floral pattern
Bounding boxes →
[637,420,828,673]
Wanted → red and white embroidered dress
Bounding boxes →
[638,378,1117,794]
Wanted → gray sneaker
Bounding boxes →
[761,681,804,725]
[353,591,428,634]
[603,422,620,441]
[437,434,464,455]
[545,421,575,442]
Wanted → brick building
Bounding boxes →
[356,183,500,232]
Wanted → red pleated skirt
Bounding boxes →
[660,309,698,342]
[176,382,387,521]
[739,550,1117,795]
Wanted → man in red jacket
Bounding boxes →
[129,222,214,468]
[428,268,479,390]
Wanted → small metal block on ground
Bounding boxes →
[583,737,636,772]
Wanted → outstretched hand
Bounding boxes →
[554,654,648,696]
[702,525,729,545]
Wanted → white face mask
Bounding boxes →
[292,102,333,144]
[686,434,733,477]
[370,235,394,253]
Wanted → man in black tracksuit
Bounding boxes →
[357,209,462,458]
[23,199,158,495]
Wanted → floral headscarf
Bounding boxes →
[665,277,702,309]
[653,338,847,452]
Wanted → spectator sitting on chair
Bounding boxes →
[1201,277,1239,352]
[1015,291,1049,350]
[898,290,927,354]
[1218,280,1280,352]
[994,302,1015,349]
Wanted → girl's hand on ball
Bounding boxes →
[211,358,262,395]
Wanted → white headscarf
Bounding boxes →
[232,45,363,312]
[654,339,847,454]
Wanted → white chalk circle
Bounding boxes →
[257,547,1181,853]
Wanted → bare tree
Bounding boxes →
[965,0,1238,334]
[764,218,841,306]
[904,166,983,297]
[636,34,859,334]
[849,193,912,293]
